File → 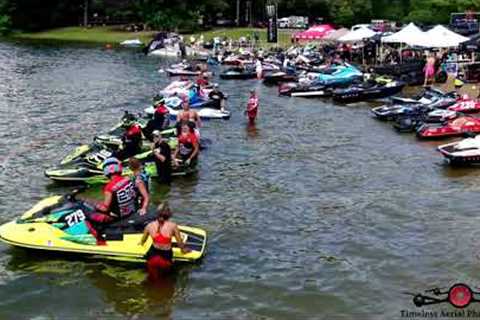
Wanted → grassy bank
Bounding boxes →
[9,26,156,44]
[7,26,294,48]
[186,28,294,48]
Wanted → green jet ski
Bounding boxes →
[45,141,197,184]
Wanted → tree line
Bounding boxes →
[1,0,480,34]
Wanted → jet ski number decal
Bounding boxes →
[65,210,86,227]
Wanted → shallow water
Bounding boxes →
[0,40,479,319]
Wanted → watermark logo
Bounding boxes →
[411,283,478,309]
[401,284,480,319]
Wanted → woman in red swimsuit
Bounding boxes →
[139,203,190,280]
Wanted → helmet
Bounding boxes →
[102,157,122,177]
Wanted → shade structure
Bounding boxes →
[381,23,431,47]
[338,27,377,42]
[424,25,470,47]
[323,28,349,41]
[293,25,335,41]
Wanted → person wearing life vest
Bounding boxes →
[173,123,199,168]
[246,89,259,124]
[208,84,226,111]
[116,120,143,160]
[89,158,138,224]
[128,158,149,215]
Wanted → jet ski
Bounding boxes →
[120,39,143,47]
[219,67,257,80]
[311,64,363,86]
[263,72,297,85]
[417,116,480,139]
[390,87,457,109]
[371,103,427,121]
[60,112,176,166]
[165,69,201,77]
[332,81,405,104]
[144,105,230,120]
[448,97,480,113]
[438,135,480,165]
[393,109,458,133]
[278,82,331,98]
[0,194,207,263]
[45,139,200,184]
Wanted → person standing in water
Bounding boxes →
[152,130,172,184]
[246,89,259,125]
[255,59,263,80]
[127,158,149,216]
[139,203,190,280]
[424,53,436,87]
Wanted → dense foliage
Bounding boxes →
[0,0,480,33]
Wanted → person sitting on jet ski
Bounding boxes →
[196,73,209,87]
[89,157,139,223]
[128,158,149,215]
[139,202,190,279]
[115,120,143,160]
[208,84,226,111]
[144,99,170,141]
[173,123,199,168]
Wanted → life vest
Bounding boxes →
[104,175,137,217]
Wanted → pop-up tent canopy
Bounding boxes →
[424,25,469,47]
[293,25,335,41]
[322,28,349,41]
[381,23,431,47]
[338,27,377,42]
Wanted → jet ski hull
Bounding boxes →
[0,196,207,263]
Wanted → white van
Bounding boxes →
[278,18,290,28]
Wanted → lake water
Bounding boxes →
[0,40,479,319]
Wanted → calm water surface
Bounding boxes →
[0,41,479,319]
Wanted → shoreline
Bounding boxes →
[3,26,294,48]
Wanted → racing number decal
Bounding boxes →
[65,210,86,227]
[116,183,136,215]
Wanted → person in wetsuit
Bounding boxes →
[116,120,143,160]
[152,130,172,184]
[173,123,199,168]
[89,157,138,224]
[127,158,149,215]
[208,84,226,111]
[146,99,170,139]
[139,202,190,280]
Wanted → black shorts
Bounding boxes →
[146,246,173,262]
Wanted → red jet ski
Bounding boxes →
[417,116,480,139]
[448,96,480,113]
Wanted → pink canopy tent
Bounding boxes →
[293,25,335,42]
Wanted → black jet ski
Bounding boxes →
[263,72,297,85]
[278,82,331,97]
[332,81,405,104]
[44,141,198,184]
[219,67,256,80]
[393,109,458,133]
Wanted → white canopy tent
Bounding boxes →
[424,25,469,47]
[339,27,377,42]
[381,23,431,47]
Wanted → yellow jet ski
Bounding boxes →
[0,194,207,264]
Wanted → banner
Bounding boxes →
[266,4,277,43]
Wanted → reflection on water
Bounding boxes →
[3,247,197,318]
